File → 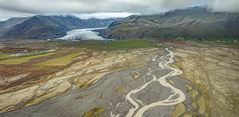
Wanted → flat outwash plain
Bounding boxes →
[0,40,238,117]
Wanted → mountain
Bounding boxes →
[105,6,239,41]
[0,21,3,27]
[0,17,29,30]
[0,15,117,39]
[0,17,30,38]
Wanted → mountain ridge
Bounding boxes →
[105,6,239,41]
[0,15,118,39]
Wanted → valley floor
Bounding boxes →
[168,42,239,117]
[0,40,238,117]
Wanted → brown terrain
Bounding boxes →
[165,42,239,117]
[0,40,158,113]
[0,40,238,117]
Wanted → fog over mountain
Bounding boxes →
[0,0,238,20]
[208,0,239,12]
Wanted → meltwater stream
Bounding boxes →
[125,48,186,117]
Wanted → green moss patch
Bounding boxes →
[0,52,54,65]
[37,52,80,67]
[83,107,105,117]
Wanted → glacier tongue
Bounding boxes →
[58,28,107,41]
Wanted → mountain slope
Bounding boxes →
[106,6,239,41]
[0,17,29,30]
[0,17,29,37]
[0,15,117,39]
[0,22,2,29]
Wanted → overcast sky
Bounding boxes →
[0,0,238,21]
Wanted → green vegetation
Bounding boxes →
[0,53,12,60]
[64,39,157,51]
[82,107,105,117]
[177,37,239,43]
[172,103,186,117]
[0,52,54,65]
[183,39,239,48]
[108,39,157,49]
[115,86,127,93]
[37,52,80,66]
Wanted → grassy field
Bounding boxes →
[0,52,54,65]
[0,53,12,60]
[37,52,80,67]
[63,39,157,50]
[0,39,157,65]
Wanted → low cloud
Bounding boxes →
[0,0,238,20]
[0,0,196,14]
[208,0,239,12]
[0,8,34,21]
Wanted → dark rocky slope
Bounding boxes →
[106,6,239,41]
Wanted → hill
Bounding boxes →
[105,6,239,41]
[0,15,117,39]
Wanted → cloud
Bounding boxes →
[208,0,239,12]
[0,0,197,14]
[0,0,201,20]
[0,0,238,20]
[0,8,132,21]
[0,8,34,21]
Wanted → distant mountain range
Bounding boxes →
[105,6,239,41]
[0,15,117,39]
[1,7,239,41]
